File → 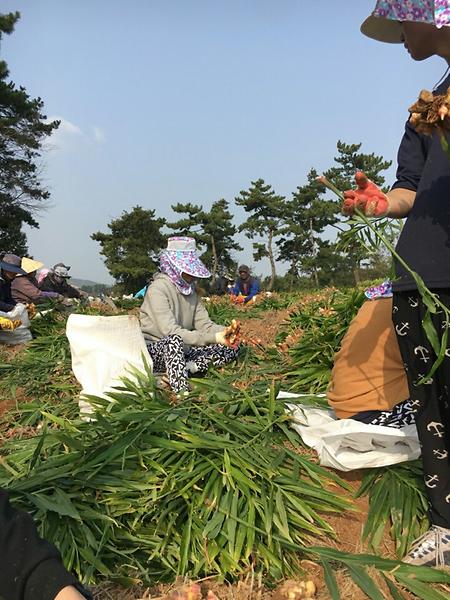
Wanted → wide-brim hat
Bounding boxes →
[0,253,26,275]
[361,0,450,43]
[22,257,44,274]
[360,15,403,43]
[163,236,211,279]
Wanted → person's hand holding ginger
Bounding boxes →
[215,319,241,347]
[343,171,390,217]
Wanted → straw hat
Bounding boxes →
[22,257,44,274]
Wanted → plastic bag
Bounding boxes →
[280,391,420,471]
[66,314,153,418]
[0,304,32,345]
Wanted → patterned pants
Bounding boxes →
[146,334,239,393]
[393,290,450,529]
[352,399,416,428]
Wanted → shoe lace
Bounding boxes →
[409,526,450,565]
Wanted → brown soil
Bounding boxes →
[238,309,291,348]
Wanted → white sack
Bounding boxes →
[0,304,32,345]
[279,391,420,471]
[66,314,152,417]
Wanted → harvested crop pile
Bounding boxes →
[409,87,450,136]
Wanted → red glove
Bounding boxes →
[235,295,245,304]
[343,172,390,217]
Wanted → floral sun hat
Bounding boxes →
[361,0,450,43]
[162,236,211,279]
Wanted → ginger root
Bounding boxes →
[224,318,241,346]
[408,87,450,136]
[0,317,22,331]
[272,579,317,600]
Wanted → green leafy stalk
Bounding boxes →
[318,175,450,382]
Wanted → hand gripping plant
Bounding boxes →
[317,169,450,383]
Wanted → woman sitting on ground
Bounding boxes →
[12,258,63,305]
[139,237,239,393]
[327,282,413,428]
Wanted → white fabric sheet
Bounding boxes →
[280,391,420,471]
[66,314,152,417]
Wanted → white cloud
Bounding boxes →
[47,116,82,136]
[43,117,105,150]
[93,126,105,143]
[44,116,83,150]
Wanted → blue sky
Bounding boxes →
[2,1,448,283]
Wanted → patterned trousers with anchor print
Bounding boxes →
[393,291,450,528]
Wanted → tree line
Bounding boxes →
[91,141,393,294]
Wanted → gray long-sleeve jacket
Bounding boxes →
[139,273,223,349]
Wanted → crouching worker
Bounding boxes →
[327,286,413,428]
[230,264,260,304]
[139,237,239,393]
[12,258,63,305]
[39,264,87,300]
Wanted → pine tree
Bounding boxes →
[277,169,338,287]
[168,199,242,281]
[91,206,166,294]
[235,179,286,291]
[0,12,59,254]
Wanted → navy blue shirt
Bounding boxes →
[0,273,17,312]
[392,74,450,292]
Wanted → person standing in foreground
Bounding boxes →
[343,0,450,566]
[140,237,239,393]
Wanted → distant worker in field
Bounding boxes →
[139,237,239,394]
[230,264,260,304]
[0,253,25,312]
[39,263,86,300]
[213,270,234,296]
[12,258,63,305]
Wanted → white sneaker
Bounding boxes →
[403,525,450,567]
